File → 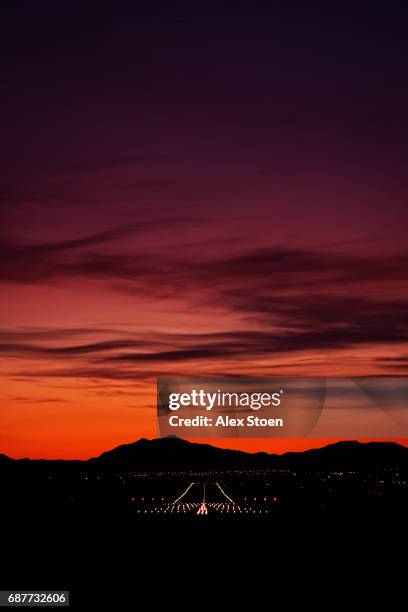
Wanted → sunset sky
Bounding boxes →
[1,3,408,458]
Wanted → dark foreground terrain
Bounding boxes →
[1,438,407,605]
[2,438,408,517]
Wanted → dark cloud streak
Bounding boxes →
[1,232,407,372]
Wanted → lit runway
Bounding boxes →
[133,481,273,517]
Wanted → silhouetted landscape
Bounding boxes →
[2,437,407,600]
[1,438,407,521]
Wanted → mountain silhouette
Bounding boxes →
[88,436,264,471]
[88,438,408,471]
[2,438,406,473]
[278,440,408,470]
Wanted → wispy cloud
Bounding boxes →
[1,229,407,377]
[6,394,71,404]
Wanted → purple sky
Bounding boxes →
[1,3,408,457]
